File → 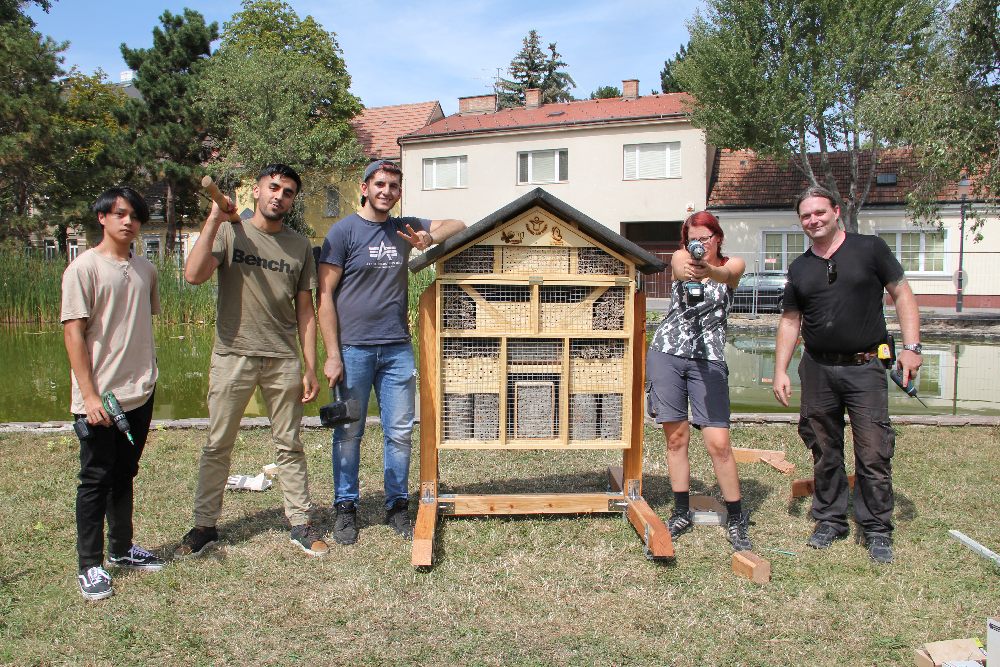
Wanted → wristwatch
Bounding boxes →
[902,343,923,355]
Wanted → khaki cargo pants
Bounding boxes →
[193,352,312,527]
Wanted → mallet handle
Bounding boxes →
[200,175,241,223]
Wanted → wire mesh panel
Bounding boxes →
[441,284,532,332]
[441,338,501,443]
[506,339,563,442]
[500,246,571,274]
[577,247,626,275]
[569,339,626,441]
[593,286,626,330]
[443,245,495,274]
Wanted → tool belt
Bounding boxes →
[807,348,880,365]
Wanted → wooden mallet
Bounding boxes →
[200,175,241,223]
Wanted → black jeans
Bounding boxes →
[797,354,895,535]
[75,392,154,569]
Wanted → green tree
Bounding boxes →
[0,4,64,239]
[46,70,133,247]
[0,0,52,22]
[660,43,689,93]
[867,0,998,236]
[497,30,575,108]
[674,0,939,232]
[590,85,622,99]
[121,9,218,254]
[198,0,364,233]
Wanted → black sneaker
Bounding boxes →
[174,526,219,558]
[108,545,165,571]
[667,509,693,539]
[332,501,358,545]
[726,511,753,552]
[77,565,113,601]
[290,523,329,557]
[385,498,413,539]
[863,533,894,564]
[807,522,848,549]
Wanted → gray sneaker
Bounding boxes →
[290,523,329,557]
[77,565,113,601]
[726,511,753,552]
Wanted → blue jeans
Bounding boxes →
[332,342,416,508]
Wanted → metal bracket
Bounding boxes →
[420,481,436,504]
[643,524,653,560]
[607,496,627,511]
[437,496,456,515]
[625,479,641,501]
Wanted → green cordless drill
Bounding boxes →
[101,391,135,445]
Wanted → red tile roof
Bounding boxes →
[351,101,444,159]
[708,148,958,209]
[401,93,693,141]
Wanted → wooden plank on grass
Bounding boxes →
[624,497,674,559]
[761,454,796,474]
[444,493,617,515]
[411,498,438,567]
[732,551,771,584]
[790,474,856,499]
[731,447,787,464]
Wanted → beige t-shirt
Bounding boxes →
[211,220,316,357]
[60,249,159,413]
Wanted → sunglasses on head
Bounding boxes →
[826,259,837,284]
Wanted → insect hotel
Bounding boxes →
[408,188,670,567]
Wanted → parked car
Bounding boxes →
[731,272,786,313]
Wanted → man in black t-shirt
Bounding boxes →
[773,186,923,564]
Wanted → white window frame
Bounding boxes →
[423,155,468,190]
[143,235,161,261]
[623,141,681,180]
[517,149,568,185]
[761,230,806,272]
[877,230,948,276]
[67,238,80,261]
[43,238,57,260]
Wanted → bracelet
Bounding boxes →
[427,231,435,245]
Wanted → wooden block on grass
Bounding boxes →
[411,500,438,567]
[761,454,796,474]
[731,447,787,463]
[790,474,856,499]
[732,551,770,584]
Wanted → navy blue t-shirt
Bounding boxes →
[783,233,904,354]
[319,213,429,345]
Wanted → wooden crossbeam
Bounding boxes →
[624,496,674,559]
[411,498,438,567]
[732,551,771,584]
[440,493,618,515]
[790,474,856,498]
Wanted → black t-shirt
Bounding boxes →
[783,233,904,354]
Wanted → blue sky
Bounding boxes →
[28,1,701,115]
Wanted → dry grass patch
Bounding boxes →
[0,424,997,666]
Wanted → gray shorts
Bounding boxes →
[645,349,731,428]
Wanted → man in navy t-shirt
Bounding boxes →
[317,159,465,545]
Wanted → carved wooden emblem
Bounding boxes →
[500,229,524,244]
[526,216,548,236]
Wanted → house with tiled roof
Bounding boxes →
[399,80,707,295]
[304,100,444,241]
[706,148,998,308]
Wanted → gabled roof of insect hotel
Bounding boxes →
[408,187,667,274]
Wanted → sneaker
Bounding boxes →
[174,526,219,558]
[108,545,165,571]
[332,501,358,545]
[726,511,753,552]
[385,498,413,539]
[290,523,329,557]
[807,522,848,549]
[863,533,894,564]
[666,509,693,539]
[77,565,113,601]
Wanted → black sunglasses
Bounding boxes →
[826,259,838,284]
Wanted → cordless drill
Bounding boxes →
[101,391,136,445]
[683,239,707,305]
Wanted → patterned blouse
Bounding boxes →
[649,279,733,361]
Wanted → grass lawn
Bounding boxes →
[1,424,998,666]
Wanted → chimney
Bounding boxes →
[622,79,639,100]
[525,88,541,109]
[458,94,497,115]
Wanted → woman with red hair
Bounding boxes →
[646,210,752,551]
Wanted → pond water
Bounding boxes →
[1,325,996,422]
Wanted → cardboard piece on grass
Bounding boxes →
[690,495,726,525]
[913,638,986,667]
[225,473,272,492]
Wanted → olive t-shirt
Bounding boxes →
[211,220,316,358]
[60,249,159,413]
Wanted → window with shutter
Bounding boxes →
[422,156,468,190]
[623,142,680,180]
[516,149,569,184]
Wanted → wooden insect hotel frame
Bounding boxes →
[408,189,671,567]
